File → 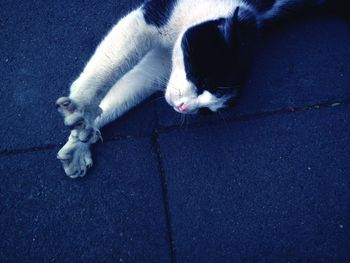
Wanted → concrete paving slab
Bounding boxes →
[157,16,350,127]
[101,96,159,140]
[0,0,147,150]
[0,139,170,262]
[159,106,350,262]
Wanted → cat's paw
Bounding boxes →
[56,96,103,141]
[56,97,77,118]
[57,130,99,178]
[56,97,85,129]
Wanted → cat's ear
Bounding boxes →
[218,7,258,50]
[218,7,239,44]
[218,6,258,69]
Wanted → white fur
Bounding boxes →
[69,9,160,107]
[95,48,171,128]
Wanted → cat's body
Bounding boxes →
[56,0,330,178]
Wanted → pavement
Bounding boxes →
[0,1,349,262]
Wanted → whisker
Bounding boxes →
[179,115,184,128]
[147,95,165,105]
[155,79,169,87]
[179,114,186,128]
[217,110,228,127]
[185,115,190,130]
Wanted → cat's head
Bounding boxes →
[165,7,257,114]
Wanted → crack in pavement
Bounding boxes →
[1,97,349,157]
[151,129,177,263]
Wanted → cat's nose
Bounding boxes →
[177,103,187,113]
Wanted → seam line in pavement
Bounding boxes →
[0,144,58,156]
[151,129,177,263]
[158,97,350,133]
[0,134,152,157]
[1,98,349,156]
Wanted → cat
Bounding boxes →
[56,0,335,178]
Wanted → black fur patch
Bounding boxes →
[142,0,177,27]
[181,7,258,97]
[245,0,276,13]
[182,19,239,95]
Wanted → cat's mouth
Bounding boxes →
[175,105,200,114]
[169,91,231,114]
[177,103,187,113]
[173,102,198,114]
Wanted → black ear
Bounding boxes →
[218,7,240,44]
[218,6,258,68]
[219,7,258,50]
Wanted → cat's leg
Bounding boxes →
[57,48,171,178]
[56,8,160,139]
[95,48,171,128]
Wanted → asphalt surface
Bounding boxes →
[0,1,349,262]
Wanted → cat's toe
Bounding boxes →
[67,167,88,179]
[64,117,101,143]
[84,151,93,169]
[78,127,95,143]
[79,128,103,144]
[56,97,76,116]
[64,113,85,130]
[57,136,93,178]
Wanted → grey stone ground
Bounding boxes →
[0,1,349,262]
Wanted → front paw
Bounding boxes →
[56,97,85,129]
[56,97,77,117]
[56,97,103,137]
[57,131,93,178]
[56,97,103,143]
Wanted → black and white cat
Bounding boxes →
[56,0,330,178]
